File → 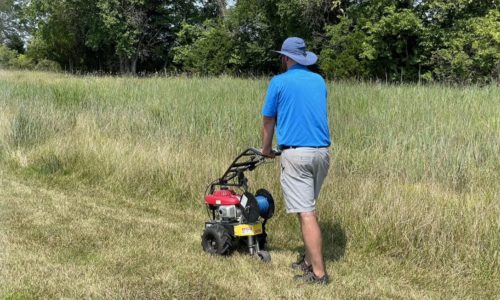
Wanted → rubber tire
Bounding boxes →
[257,233,267,250]
[256,250,271,263]
[201,224,232,255]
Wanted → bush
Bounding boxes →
[0,45,59,71]
[35,59,61,72]
[319,18,370,80]
[429,10,500,83]
[11,54,34,70]
[172,21,235,75]
[0,45,18,68]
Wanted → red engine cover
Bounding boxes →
[205,189,241,206]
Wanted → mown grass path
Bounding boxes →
[1,171,498,299]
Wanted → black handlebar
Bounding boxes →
[248,147,282,157]
[209,147,280,192]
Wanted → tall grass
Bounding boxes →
[0,70,498,298]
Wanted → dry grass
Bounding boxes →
[0,70,499,299]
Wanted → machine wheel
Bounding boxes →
[201,224,232,255]
[257,234,267,250]
[256,250,271,263]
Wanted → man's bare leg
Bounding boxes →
[299,211,325,277]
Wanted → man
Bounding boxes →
[261,37,331,285]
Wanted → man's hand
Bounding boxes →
[261,147,275,158]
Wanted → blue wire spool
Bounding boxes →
[255,189,275,219]
[256,195,270,217]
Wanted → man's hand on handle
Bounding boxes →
[261,147,276,158]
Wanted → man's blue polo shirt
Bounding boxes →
[261,64,331,148]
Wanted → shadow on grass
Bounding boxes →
[291,220,347,263]
[322,221,347,262]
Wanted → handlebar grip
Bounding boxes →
[248,147,262,155]
[248,147,281,157]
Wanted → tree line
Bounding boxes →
[0,0,498,82]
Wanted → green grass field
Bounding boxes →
[0,70,499,299]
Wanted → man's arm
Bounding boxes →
[261,116,276,157]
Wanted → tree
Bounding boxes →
[9,0,499,80]
[201,0,350,75]
[417,0,499,82]
[0,0,25,53]
[427,10,500,82]
[24,0,103,72]
[320,17,370,80]
[320,0,425,81]
[97,0,149,74]
[172,20,234,74]
[91,0,215,74]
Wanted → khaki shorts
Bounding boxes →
[280,147,330,213]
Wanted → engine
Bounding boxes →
[205,189,275,223]
[216,205,242,221]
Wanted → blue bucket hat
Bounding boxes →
[273,37,317,66]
